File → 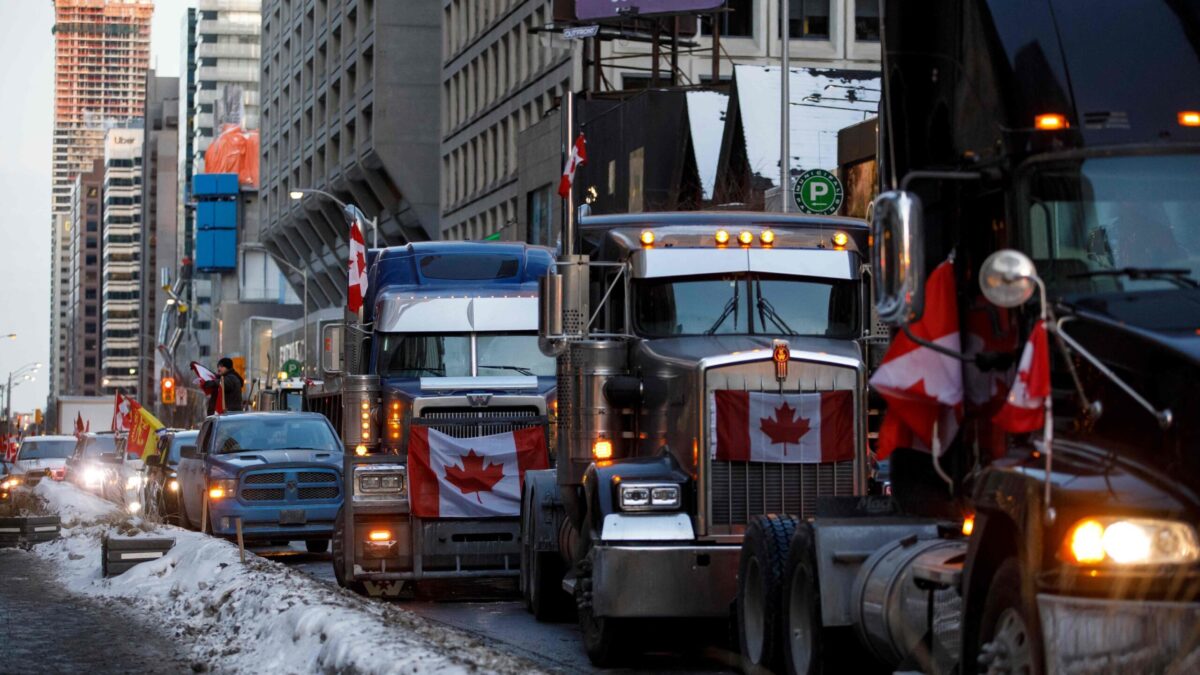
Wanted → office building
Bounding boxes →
[140,73,180,404]
[65,158,105,396]
[101,126,144,395]
[193,0,262,169]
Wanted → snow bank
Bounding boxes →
[31,482,540,675]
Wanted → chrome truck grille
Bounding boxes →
[705,356,863,531]
[418,406,543,439]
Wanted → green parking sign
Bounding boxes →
[282,359,303,378]
[793,169,844,215]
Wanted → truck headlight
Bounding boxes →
[353,465,407,501]
[1063,517,1200,566]
[619,483,681,511]
[208,479,237,500]
[83,467,105,487]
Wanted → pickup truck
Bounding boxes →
[177,412,343,551]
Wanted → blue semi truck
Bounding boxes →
[307,242,557,596]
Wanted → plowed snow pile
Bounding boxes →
[29,480,539,675]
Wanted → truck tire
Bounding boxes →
[577,557,627,667]
[522,483,571,621]
[330,507,366,595]
[737,514,798,674]
[977,557,1044,675]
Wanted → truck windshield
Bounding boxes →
[212,418,340,454]
[377,332,554,377]
[1020,154,1200,294]
[633,274,858,338]
[82,435,116,458]
[18,440,76,460]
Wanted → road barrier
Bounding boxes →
[0,516,61,549]
[102,534,175,577]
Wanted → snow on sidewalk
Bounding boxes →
[30,480,541,675]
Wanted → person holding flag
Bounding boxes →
[193,358,245,415]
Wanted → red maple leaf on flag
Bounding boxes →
[443,450,505,503]
[760,402,811,456]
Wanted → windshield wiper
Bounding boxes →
[706,289,739,335]
[478,364,535,376]
[1069,267,1199,289]
[755,282,798,335]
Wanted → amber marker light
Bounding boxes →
[760,230,776,246]
[738,230,754,246]
[355,444,368,456]
[592,438,614,460]
[832,231,849,248]
[640,230,656,246]
[1180,111,1200,127]
[1067,519,1107,565]
[1035,113,1068,130]
[208,487,226,500]
[368,529,393,542]
[715,229,730,245]
[962,514,975,536]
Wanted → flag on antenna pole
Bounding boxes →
[558,133,587,198]
[348,212,368,313]
[993,320,1051,433]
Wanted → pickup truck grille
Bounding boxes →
[710,459,855,526]
[418,406,543,440]
[239,468,340,502]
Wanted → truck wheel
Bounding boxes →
[737,514,797,673]
[977,558,1043,675]
[305,539,328,554]
[331,507,366,595]
[577,557,627,666]
[523,484,570,621]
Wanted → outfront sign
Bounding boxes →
[575,0,726,21]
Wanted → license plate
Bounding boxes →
[279,509,307,525]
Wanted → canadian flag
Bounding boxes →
[869,259,963,459]
[993,320,1051,433]
[191,361,224,414]
[348,214,368,313]
[712,390,854,464]
[558,133,587,198]
[112,391,133,432]
[408,426,548,518]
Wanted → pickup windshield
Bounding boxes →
[377,332,554,378]
[212,418,341,455]
[1020,154,1200,295]
[82,435,116,459]
[18,440,76,460]
[633,274,859,338]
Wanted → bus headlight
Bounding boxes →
[619,483,681,511]
[1063,517,1200,566]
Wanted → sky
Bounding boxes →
[0,0,191,414]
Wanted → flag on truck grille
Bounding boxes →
[558,133,587,198]
[868,258,963,460]
[408,425,548,518]
[993,320,1050,434]
[712,390,854,463]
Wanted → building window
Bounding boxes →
[855,1,880,41]
[527,185,552,247]
[85,374,95,384]
[85,357,95,368]
[199,345,211,357]
[781,0,830,39]
[85,289,96,299]
[700,0,754,38]
[85,306,96,317]
[86,322,96,334]
[622,74,653,90]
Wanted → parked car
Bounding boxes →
[9,435,78,485]
[0,460,15,503]
[141,428,198,523]
[65,431,121,499]
[177,412,343,550]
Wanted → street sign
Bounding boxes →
[282,359,303,378]
[563,25,600,40]
[793,169,844,215]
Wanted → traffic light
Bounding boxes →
[161,376,176,405]
[34,409,43,426]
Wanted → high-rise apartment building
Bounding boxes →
[65,158,105,396]
[193,0,262,170]
[101,127,145,395]
[50,0,154,401]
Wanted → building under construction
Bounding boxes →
[49,0,153,405]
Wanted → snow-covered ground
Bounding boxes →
[26,480,541,675]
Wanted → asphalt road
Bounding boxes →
[258,542,739,674]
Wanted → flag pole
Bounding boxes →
[780,0,791,213]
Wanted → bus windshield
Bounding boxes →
[1020,154,1200,295]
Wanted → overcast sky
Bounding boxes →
[0,0,190,414]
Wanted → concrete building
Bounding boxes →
[50,0,154,403]
[179,7,199,264]
[139,73,180,405]
[65,158,106,396]
[259,0,442,323]
[101,126,144,395]
[440,0,881,242]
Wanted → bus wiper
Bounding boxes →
[755,281,797,335]
[1069,267,1199,288]
[706,291,739,335]
[478,364,535,376]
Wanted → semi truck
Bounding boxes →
[527,209,880,663]
[311,242,557,596]
[731,2,1200,674]
[55,396,112,435]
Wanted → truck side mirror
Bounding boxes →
[321,323,345,375]
[538,272,567,357]
[870,190,926,326]
[179,445,199,460]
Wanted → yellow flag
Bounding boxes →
[128,403,166,460]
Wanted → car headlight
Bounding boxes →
[618,483,681,511]
[83,467,104,486]
[208,478,237,500]
[0,478,17,490]
[125,475,143,490]
[1063,517,1200,566]
[168,479,179,492]
[353,464,406,501]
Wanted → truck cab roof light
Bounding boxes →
[715,229,730,246]
[738,231,754,246]
[1034,113,1068,130]
[760,230,775,246]
[640,230,655,246]
[1180,111,1200,127]
[832,231,849,248]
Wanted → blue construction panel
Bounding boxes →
[193,173,240,197]
[195,229,238,272]
[195,201,238,231]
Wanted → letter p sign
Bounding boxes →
[793,169,844,215]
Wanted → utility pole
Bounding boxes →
[781,0,791,213]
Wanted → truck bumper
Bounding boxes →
[209,502,339,541]
[591,543,741,618]
[1037,593,1200,673]
[349,516,522,581]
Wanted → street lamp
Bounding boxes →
[4,362,42,431]
[242,244,309,377]
[289,188,393,248]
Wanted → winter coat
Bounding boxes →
[204,370,246,414]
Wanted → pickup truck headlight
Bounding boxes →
[83,467,105,487]
[208,478,237,500]
[353,464,407,501]
[1064,517,1200,566]
[619,483,681,511]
